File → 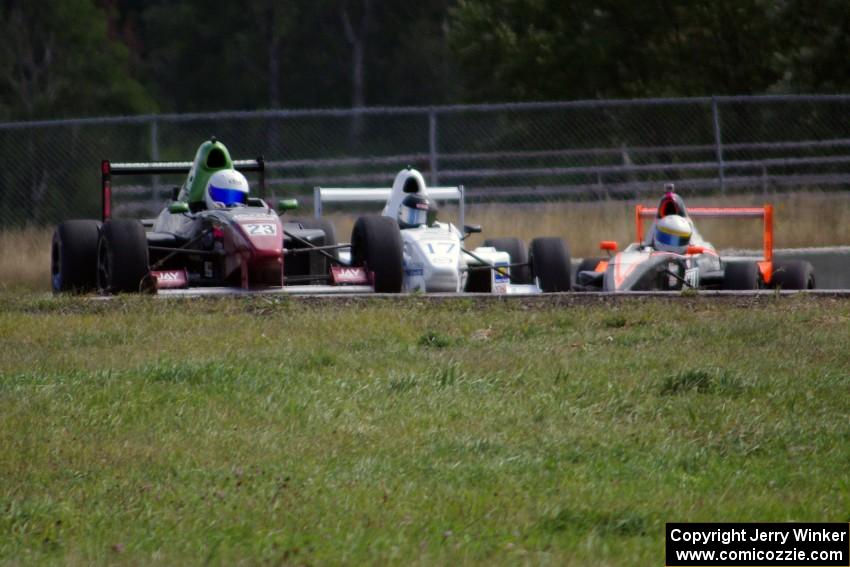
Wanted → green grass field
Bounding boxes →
[1,293,849,565]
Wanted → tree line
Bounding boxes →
[1,0,849,121]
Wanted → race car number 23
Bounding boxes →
[244,223,278,236]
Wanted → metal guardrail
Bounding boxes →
[3,94,850,226]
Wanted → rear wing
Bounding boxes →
[313,185,465,228]
[636,204,774,283]
[100,158,265,221]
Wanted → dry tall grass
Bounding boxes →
[5,191,850,289]
[0,227,52,291]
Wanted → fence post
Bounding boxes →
[150,118,160,202]
[711,97,725,194]
[458,185,465,229]
[428,109,438,187]
[314,187,324,219]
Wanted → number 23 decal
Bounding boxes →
[244,223,277,236]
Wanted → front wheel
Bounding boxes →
[351,216,403,293]
[723,261,760,290]
[97,219,150,294]
[529,237,572,292]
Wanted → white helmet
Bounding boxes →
[653,214,692,254]
[398,193,433,228]
[205,170,249,209]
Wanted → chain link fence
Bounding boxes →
[2,95,850,227]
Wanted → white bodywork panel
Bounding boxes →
[400,223,511,292]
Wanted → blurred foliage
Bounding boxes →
[449,0,802,101]
[112,0,459,112]
[0,0,155,120]
[1,0,850,119]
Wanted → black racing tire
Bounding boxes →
[351,215,403,293]
[771,259,815,290]
[723,261,761,290]
[292,217,338,258]
[51,220,102,293]
[529,237,572,292]
[97,219,150,294]
[484,237,532,284]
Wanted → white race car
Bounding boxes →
[314,168,572,294]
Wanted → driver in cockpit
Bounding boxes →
[646,183,707,252]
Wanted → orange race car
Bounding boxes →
[574,186,815,292]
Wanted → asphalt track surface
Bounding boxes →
[141,289,850,304]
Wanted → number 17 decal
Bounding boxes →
[427,242,455,254]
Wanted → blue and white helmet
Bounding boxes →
[398,193,433,228]
[205,170,249,209]
[653,214,692,254]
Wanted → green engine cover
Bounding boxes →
[180,138,235,205]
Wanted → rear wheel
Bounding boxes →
[723,261,760,290]
[351,216,403,293]
[484,237,531,284]
[771,259,815,290]
[97,219,150,294]
[51,220,101,293]
[529,237,572,292]
[291,217,338,256]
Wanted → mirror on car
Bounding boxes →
[277,198,298,213]
[168,201,190,214]
[463,224,482,235]
[599,240,618,251]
